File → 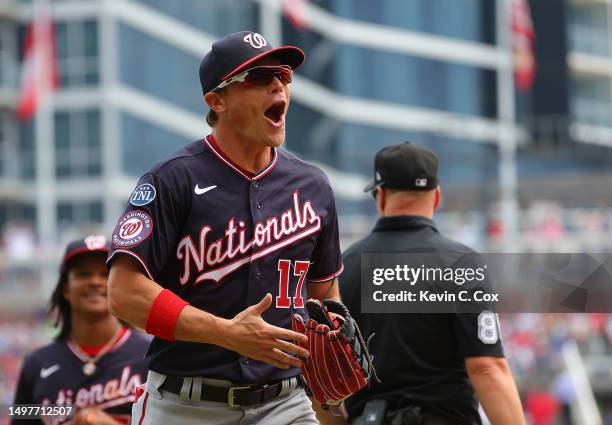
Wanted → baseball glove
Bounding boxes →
[292,298,377,408]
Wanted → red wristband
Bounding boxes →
[145,289,189,341]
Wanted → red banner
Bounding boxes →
[16,13,59,121]
[512,0,536,91]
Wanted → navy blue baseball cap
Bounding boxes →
[60,235,110,272]
[199,31,305,94]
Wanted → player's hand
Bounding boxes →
[68,407,122,425]
[221,293,310,369]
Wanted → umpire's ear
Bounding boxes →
[376,187,386,217]
[434,186,441,210]
[204,91,227,114]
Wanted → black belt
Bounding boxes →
[357,400,459,425]
[160,375,300,407]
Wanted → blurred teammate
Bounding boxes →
[336,143,526,425]
[12,235,149,425]
[107,31,343,424]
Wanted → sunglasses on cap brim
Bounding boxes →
[213,65,293,92]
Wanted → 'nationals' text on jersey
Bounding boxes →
[107,135,343,384]
[12,330,149,425]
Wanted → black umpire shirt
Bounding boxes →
[341,216,504,425]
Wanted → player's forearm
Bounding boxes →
[108,255,226,346]
[173,305,229,346]
[468,361,526,425]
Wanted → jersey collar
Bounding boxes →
[65,328,131,362]
[373,215,438,232]
[78,327,129,356]
[203,134,277,181]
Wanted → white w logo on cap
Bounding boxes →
[243,32,267,49]
[84,235,107,250]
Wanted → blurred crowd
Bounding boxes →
[340,202,612,253]
[501,313,612,425]
[502,314,612,381]
[0,312,51,405]
[487,202,612,253]
[442,202,612,252]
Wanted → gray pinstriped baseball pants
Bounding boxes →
[131,371,319,425]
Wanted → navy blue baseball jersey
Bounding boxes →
[12,329,149,425]
[107,135,343,384]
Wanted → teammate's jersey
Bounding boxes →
[107,135,343,384]
[340,216,504,425]
[12,329,149,425]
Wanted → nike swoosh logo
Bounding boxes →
[40,364,60,379]
[194,184,217,195]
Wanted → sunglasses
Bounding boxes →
[213,65,293,91]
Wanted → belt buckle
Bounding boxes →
[228,386,250,407]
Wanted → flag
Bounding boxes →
[16,12,59,121]
[282,0,308,31]
[512,0,536,91]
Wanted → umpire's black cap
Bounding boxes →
[60,235,110,273]
[199,31,305,94]
[364,142,439,193]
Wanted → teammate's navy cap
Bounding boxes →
[199,31,305,94]
[364,142,439,193]
[60,235,110,272]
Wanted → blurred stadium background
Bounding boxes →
[0,0,611,424]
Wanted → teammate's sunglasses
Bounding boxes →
[213,65,293,92]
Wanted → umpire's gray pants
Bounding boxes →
[131,371,319,425]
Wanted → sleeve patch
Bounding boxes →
[130,183,157,206]
[477,311,500,345]
[112,210,154,247]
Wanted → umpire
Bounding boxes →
[338,143,526,425]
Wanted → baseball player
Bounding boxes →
[12,235,149,425]
[106,31,343,425]
[334,143,526,425]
